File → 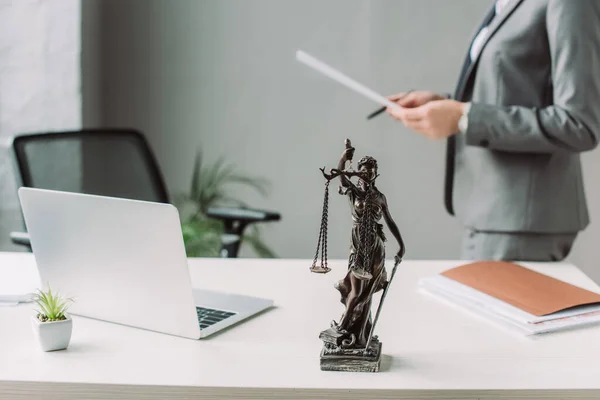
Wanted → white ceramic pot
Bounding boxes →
[31,314,72,351]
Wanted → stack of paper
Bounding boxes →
[419,261,600,335]
[0,253,41,306]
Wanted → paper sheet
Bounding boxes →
[419,276,600,335]
[441,260,600,317]
[0,253,41,303]
[422,275,600,323]
[296,50,402,113]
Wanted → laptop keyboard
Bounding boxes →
[196,306,237,330]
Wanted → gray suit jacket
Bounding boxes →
[448,0,600,234]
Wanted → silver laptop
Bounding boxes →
[18,187,273,339]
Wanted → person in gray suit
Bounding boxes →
[387,0,600,261]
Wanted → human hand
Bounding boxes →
[394,253,403,265]
[342,140,355,161]
[388,91,446,108]
[387,99,466,140]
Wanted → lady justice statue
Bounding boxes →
[311,138,405,372]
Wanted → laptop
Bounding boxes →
[17,187,273,339]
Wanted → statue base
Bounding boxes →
[319,328,382,372]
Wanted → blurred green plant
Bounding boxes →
[33,286,72,322]
[175,151,276,258]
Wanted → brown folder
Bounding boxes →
[441,261,600,316]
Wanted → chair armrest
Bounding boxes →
[10,231,31,247]
[206,207,280,224]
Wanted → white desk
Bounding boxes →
[1,252,600,399]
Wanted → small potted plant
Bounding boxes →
[31,286,73,352]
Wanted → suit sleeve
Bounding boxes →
[464,0,600,153]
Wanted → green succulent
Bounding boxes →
[33,286,73,322]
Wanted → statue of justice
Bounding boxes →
[311,138,406,372]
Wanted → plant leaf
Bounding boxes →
[181,216,224,257]
[225,174,270,197]
[242,228,277,258]
[33,286,73,320]
[190,150,202,199]
[176,149,277,258]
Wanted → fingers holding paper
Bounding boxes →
[388,91,446,108]
[386,99,466,140]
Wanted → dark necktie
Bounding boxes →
[444,5,497,215]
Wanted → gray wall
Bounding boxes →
[82,0,102,128]
[89,0,600,282]
[0,0,82,252]
[572,155,600,282]
[96,0,488,261]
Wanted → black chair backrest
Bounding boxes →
[12,129,169,203]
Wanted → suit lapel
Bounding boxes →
[455,0,524,100]
[445,0,523,215]
[452,4,496,98]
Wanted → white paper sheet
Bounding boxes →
[422,275,600,324]
[0,253,41,303]
[419,276,600,335]
[296,50,403,113]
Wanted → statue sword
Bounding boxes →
[364,256,401,352]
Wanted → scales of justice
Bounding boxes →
[311,138,406,373]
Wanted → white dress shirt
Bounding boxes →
[470,0,511,61]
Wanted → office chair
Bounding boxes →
[206,207,280,258]
[8,129,280,257]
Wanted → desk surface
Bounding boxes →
[2,252,600,399]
